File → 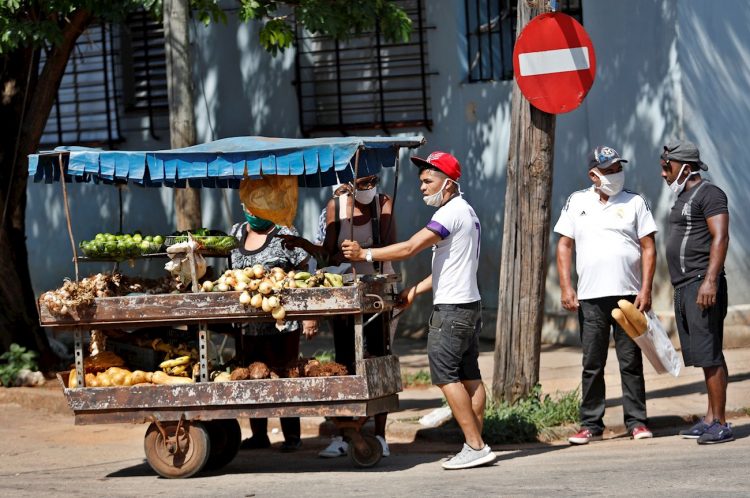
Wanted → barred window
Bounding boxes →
[294,0,435,135]
[41,11,168,147]
[465,0,583,82]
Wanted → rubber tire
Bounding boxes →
[205,419,242,470]
[144,421,211,479]
[348,434,383,468]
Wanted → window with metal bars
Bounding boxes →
[294,0,435,135]
[41,11,168,147]
[465,0,583,82]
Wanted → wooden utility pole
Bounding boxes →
[163,0,201,231]
[492,0,556,403]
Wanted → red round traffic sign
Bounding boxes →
[513,12,596,114]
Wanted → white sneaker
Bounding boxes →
[441,444,496,470]
[318,436,348,458]
[375,435,390,457]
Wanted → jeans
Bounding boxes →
[578,296,647,433]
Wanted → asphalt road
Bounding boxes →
[1,403,749,497]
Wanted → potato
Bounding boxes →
[85,373,99,387]
[96,372,113,387]
[152,370,195,385]
[130,370,150,385]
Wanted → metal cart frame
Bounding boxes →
[29,136,424,477]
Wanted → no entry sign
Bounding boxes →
[513,12,596,114]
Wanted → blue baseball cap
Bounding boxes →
[588,145,628,170]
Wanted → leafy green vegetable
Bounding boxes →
[0,344,39,387]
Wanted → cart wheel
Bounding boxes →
[205,419,241,471]
[144,421,210,479]
[348,434,383,468]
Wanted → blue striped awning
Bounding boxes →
[28,136,425,188]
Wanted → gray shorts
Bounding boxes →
[427,302,482,385]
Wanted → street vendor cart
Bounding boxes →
[28,136,424,478]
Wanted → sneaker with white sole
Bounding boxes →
[568,428,602,445]
[441,443,496,470]
[318,436,348,458]
[375,435,390,457]
[631,425,653,440]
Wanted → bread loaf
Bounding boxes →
[617,300,648,334]
[611,308,641,340]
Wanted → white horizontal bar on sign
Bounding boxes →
[518,47,590,76]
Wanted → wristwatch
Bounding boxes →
[365,248,373,263]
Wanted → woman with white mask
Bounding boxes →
[278,174,397,459]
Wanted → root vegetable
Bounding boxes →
[252,264,265,278]
[201,280,214,292]
[247,279,260,291]
[230,367,251,381]
[271,305,286,320]
[68,369,78,388]
[248,361,271,379]
[130,370,150,385]
[250,293,263,308]
[258,279,274,295]
[213,372,232,382]
[267,295,280,309]
[217,282,230,292]
[239,291,252,305]
[261,296,273,312]
[85,373,98,387]
[151,371,195,385]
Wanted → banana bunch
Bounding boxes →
[291,270,344,288]
[150,339,198,377]
[159,355,193,377]
[151,338,198,358]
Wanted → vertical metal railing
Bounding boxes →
[334,39,344,133]
[374,20,388,134]
[101,23,114,148]
[417,0,430,131]
[292,23,306,136]
[141,13,158,140]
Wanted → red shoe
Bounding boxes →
[568,428,601,445]
[631,426,653,440]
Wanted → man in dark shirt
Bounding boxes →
[661,140,733,444]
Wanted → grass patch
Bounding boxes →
[312,350,335,363]
[402,369,431,387]
[483,385,580,444]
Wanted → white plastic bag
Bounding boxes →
[633,311,682,377]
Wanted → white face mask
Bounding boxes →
[669,164,698,196]
[354,187,377,204]
[593,169,625,196]
[423,179,450,207]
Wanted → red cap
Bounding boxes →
[410,151,461,181]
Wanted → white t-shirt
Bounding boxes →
[426,196,481,305]
[553,187,658,300]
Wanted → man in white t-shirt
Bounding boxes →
[554,145,657,445]
[341,151,494,470]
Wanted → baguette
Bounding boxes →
[611,308,641,340]
[617,300,648,334]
